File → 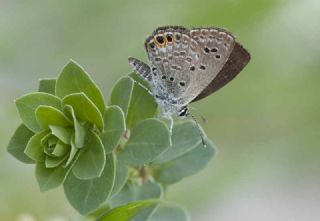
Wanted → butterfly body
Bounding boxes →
[129,26,250,117]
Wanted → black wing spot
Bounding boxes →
[152,67,157,76]
[211,48,218,53]
[169,77,174,81]
[156,35,164,44]
[204,47,210,53]
[166,34,173,42]
[179,82,185,86]
[162,75,166,79]
[190,66,195,71]
[149,42,155,49]
[215,54,221,59]
[200,65,206,70]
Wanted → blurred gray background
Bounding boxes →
[1,0,319,220]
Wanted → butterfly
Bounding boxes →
[129,26,250,119]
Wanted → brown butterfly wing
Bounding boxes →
[191,42,250,103]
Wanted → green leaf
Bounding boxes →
[149,205,189,221]
[110,182,163,221]
[40,132,51,144]
[38,78,56,95]
[47,136,57,147]
[64,105,87,148]
[24,130,49,162]
[97,200,160,221]
[111,182,163,208]
[87,204,111,220]
[52,140,70,157]
[109,76,134,117]
[35,105,72,129]
[55,60,105,114]
[7,124,35,164]
[15,92,61,132]
[72,131,106,179]
[132,206,158,221]
[120,119,170,166]
[35,162,70,191]
[109,76,156,128]
[110,158,129,197]
[49,125,73,145]
[62,92,104,130]
[65,136,79,167]
[129,72,151,90]
[64,153,115,215]
[101,105,125,153]
[126,78,158,128]
[44,141,70,168]
[153,121,203,164]
[45,154,68,168]
[154,139,215,185]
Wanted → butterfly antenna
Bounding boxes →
[188,112,207,147]
[188,107,207,123]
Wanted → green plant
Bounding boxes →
[7,60,215,220]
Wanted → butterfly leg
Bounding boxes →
[157,114,174,146]
[167,115,174,146]
[168,115,173,135]
[178,106,188,117]
[186,111,207,147]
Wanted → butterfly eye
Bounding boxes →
[166,34,173,42]
[156,35,164,44]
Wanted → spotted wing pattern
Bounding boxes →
[144,26,235,106]
[192,42,251,102]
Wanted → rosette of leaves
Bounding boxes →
[7,60,118,211]
[7,60,216,221]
